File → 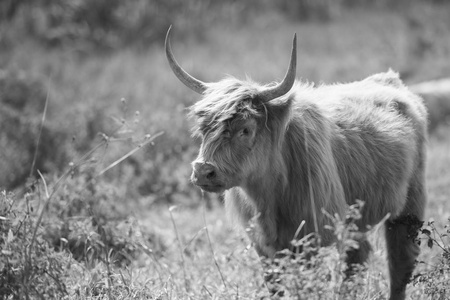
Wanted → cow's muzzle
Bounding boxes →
[191,161,225,193]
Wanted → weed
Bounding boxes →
[260,202,372,299]
[412,219,450,299]
[0,190,71,299]
[0,95,164,298]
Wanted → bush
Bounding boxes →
[0,164,166,298]
[0,185,163,299]
[418,90,450,133]
[260,202,373,299]
[1,0,265,50]
[2,0,449,50]
[259,202,450,299]
[0,70,69,190]
[0,190,71,299]
[413,219,450,299]
[0,114,167,298]
[42,169,166,267]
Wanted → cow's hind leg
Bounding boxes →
[385,182,426,300]
[385,218,421,300]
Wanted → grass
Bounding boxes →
[1,3,450,299]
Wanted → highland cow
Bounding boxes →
[165,27,427,300]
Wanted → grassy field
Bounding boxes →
[1,2,450,299]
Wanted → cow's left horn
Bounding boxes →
[259,34,297,102]
[165,26,207,94]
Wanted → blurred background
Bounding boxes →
[1,1,450,298]
[1,0,449,207]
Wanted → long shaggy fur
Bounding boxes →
[190,70,427,300]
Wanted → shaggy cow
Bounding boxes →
[165,27,427,300]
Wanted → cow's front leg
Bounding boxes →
[250,210,287,297]
[248,209,278,257]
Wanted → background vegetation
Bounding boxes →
[0,0,449,299]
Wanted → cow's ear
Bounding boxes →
[261,96,293,149]
[265,96,293,125]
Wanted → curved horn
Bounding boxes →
[165,26,207,94]
[259,34,297,102]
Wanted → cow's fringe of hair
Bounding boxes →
[189,77,264,138]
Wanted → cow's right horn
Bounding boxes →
[165,26,207,94]
[259,34,297,102]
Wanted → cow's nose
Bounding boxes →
[192,162,217,184]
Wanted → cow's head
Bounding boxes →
[166,27,297,193]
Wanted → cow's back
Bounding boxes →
[294,71,427,227]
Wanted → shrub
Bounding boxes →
[412,219,450,299]
[260,202,373,299]
[258,202,450,299]
[0,101,167,298]
[41,168,166,267]
[1,0,266,50]
[0,179,164,299]
[417,89,450,133]
[0,70,69,190]
[0,190,71,299]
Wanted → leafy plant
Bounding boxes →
[260,201,378,299]
[0,93,165,298]
[412,219,450,299]
[0,190,71,299]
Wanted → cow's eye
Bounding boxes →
[240,128,250,136]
